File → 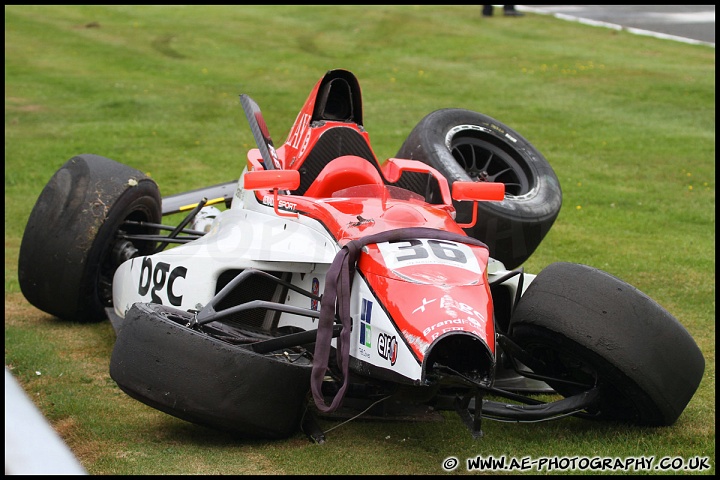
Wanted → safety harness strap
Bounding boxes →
[311,227,488,413]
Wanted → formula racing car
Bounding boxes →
[18,69,705,442]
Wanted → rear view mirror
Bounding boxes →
[243,169,300,218]
[452,181,505,229]
[243,170,300,191]
[452,181,505,202]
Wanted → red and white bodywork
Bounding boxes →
[112,69,514,393]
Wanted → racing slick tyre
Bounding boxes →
[508,262,705,426]
[394,109,562,269]
[18,154,161,323]
[110,303,312,439]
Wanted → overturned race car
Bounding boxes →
[18,69,704,443]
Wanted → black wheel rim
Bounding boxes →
[450,136,532,196]
[522,341,640,422]
[97,207,158,307]
[523,343,598,392]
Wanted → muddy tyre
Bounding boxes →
[508,262,705,426]
[110,303,312,439]
[395,109,562,269]
[18,154,161,322]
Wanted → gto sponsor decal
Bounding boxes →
[359,298,372,348]
[138,258,187,306]
[262,195,297,211]
[358,298,398,366]
[377,239,481,273]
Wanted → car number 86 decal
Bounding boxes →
[376,239,481,273]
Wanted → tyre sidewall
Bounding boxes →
[18,154,160,322]
[396,109,562,268]
[110,303,312,438]
[508,262,705,425]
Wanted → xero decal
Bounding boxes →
[138,258,187,306]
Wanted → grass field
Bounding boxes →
[5,5,715,475]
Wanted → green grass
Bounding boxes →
[5,5,715,475]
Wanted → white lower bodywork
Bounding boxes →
[113,176,337,318]
[112,173,536,384]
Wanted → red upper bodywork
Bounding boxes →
[279,69,369,170]
[244,69,502,365]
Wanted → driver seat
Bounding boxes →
[291,70,384,196]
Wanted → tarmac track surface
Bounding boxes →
[518,5,715,47]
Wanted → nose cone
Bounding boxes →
[358,240,496,366]
[360,270,496,363]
